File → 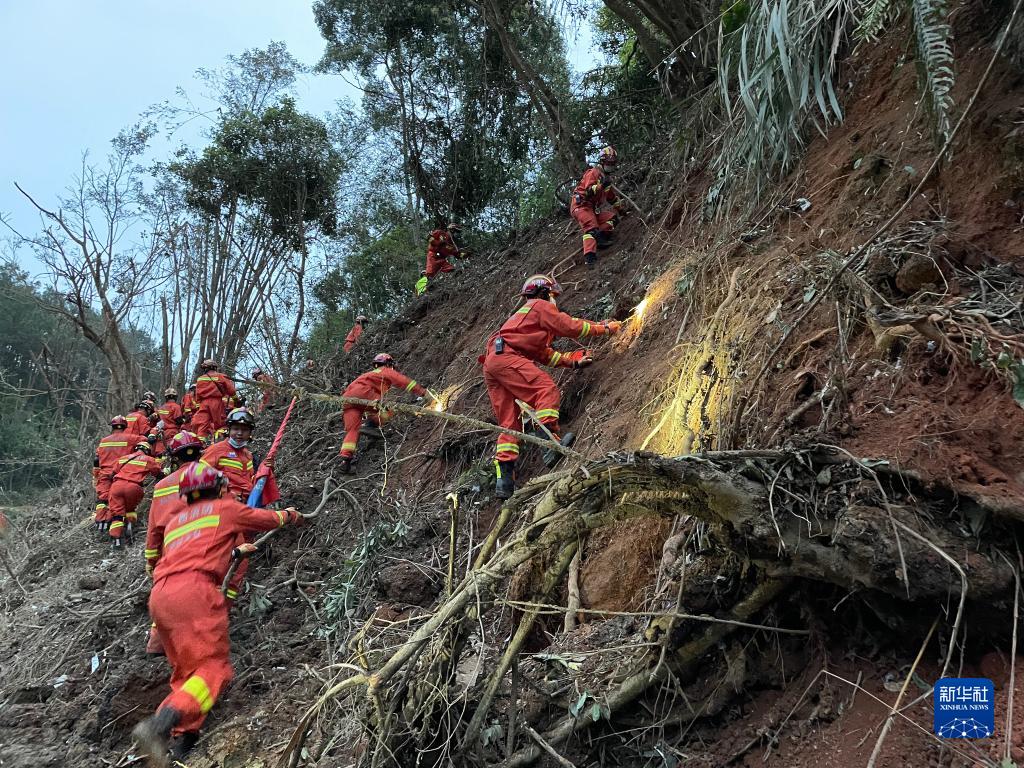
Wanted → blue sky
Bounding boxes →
[0,1,596,275]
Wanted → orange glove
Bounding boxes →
[566,350,594,369]
[603,320,622,334]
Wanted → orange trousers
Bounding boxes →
[150,574,233,736]
[339,406,389,458]
[483,352,560,462]
[191,399,226,439]
[425,254,455,278]
[570,206,617,257]
[108,480,144,539]
[95,475,113,521]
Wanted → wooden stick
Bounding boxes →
[564,550,581,633]
[525,726,578,768]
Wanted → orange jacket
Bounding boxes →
[144,464,191,572]
[343,323,363,353]
[157,400,184,438]
[112,451,164,485]
[151,496,298,585]
[344,367,427,402]
[181,392,198,418]
[95,431,133,473]
[483,298,612,367]
[196,371,236,404]
[125,409,153,437]
[571,166,618,211]
[426,229,460,261]
[201,440,255,498]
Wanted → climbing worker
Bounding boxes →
[144,430,205,657]
[338,353,432,474]
[126,401,156,437]
[425,222,465,278]
[570,146,628,266]
[251,368,275,413]
[192,359,236,441]
[93,416,133,531]
[157,388,184,443]
[108,438,164,548]
[181,384,198,424]
[200,408,258,500]
[414,269,428,296]
[131,464,307,765]
[343,315,369,353]
[481,274,621,498]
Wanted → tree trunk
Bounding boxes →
[602,0,669,69]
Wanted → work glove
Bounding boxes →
[233,542,259,558]
[145,562,155,578]
[566,350,593,369]
[602,320,623,335]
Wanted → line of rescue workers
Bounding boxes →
[107,146,629,765]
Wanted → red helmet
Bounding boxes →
[110,415,128,429]
[179,463,226,499]
[521,274,562,298]
[167,431,202,458]
[373,353,395,367]
[598,146,618,167]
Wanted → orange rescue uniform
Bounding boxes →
[200,441,255,499]
[157,400,184,441]
[93,431,133,523]
[193,372,236,440]
[108,451,164,539]
[181,392,198,423]
[481,299,613,462]
[148,497,299,737]
[339,367,426,459]
[125,409,153,438]
[570,165,620,260]
[343,323,363,353]
[252,373,275,413]
[425,229,460,278]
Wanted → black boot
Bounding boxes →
[359,419,381,438]
[495,460,516,500]
[339,456,355,475]
[111,536,124,551]
[124,522,134,545]
[132,706,181,768]
[169,731,200,763]
[543,432,576,468]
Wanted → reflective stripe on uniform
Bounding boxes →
[127,459,149,467]
[164,514,220,545]
[182,675,214,713]
[225,589,238,600]
[341,441,358,451]
[218,458,245,470]
[496,442,520,454]
[274,510,286,527]
[144,548,159,559]
[535,409,559,420]
[515,305,531,315]
[582,233,596,241]
[405,380,418,392]
[549,351,563,366]
[99,440,129,448]
[578,321,591,339]
[109,520,124,531]
[153,485,179,498]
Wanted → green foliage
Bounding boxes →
[910,0,955,144]
[855,0,896,41]
[172,97,345,248]
[722,1,752,34]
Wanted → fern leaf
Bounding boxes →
[856,0,897,42]
[912,0,955,144]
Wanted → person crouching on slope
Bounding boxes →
[570,145,629,266]
[481,274,620,499]
[338,353,435,474]
[108,437,165,548]
[131,464,307,767]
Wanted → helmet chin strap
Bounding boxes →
[228,437,249,449]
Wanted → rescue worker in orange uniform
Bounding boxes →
[108,438,165,548]
[181,384,198,424]
[481,275,621,498]
[126,401,156,438]
[338,353,432,474]
[343,315,369,353]
[192,360,236,441]
[131,464,307,765]
[93,416,133,531]
[570,146,628,266]
[200,408,257,500]
[250,368,275,413]
[425,223,465,278]
[156,388,184,442]
[144,431,205,658]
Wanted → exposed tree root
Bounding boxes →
[279,446,1021,768]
